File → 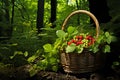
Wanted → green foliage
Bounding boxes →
[0,0,119,77]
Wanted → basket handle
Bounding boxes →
[61,10,100,39]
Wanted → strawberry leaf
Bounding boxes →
[66,43,76,53]
[104,45,110,53]
[56,30,66,38]
[67,26,75,34]
[43,44,53,52]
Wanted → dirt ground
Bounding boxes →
[30,69,120,80]
[0,65,120,80]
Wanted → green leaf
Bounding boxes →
[27,55,37,63]
[24,51,28,57]
[10,56,13,59]
[66,43,76,53]
[104,45,110,53]
[106,36,112,44]
[105,32,110,37]
[52,66,58,72]
[105,32,112,44]
[10,51,23,59]
[72,30,78,36]
[77,47,83,53]
[43,44,53,52]
[37,59,48,70]
[29,64,38,77]
[67,26,75,34]
[11,43,18,46]
[113,61,120,66]
[49,57,57,64]
[93,47,99,53]
[111,36,117,42]
[56,30,66,38]
[97,36,103,44]
[92,45,99,53]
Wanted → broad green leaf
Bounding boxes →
[43,44,53,52]
[11,43,18,46]
[93,45,99,53]
[37,59,48,69]
[77,47,83,53]
[66,43,76,53]
[24,51,28,57]
[106,36,112,44]
[52,66,58,72]
[56,30,66,38]
[72,30,78,36]
[10,51,23,59]
[97,36,103,43]
[49,57,57,64]
[54,38,62,49]
[10,56,14,59]
[105,32,110,37]
[113,61,120,66]
[27,55,37,63]
[104,45,110,53]
[52,49,58,54]
[111,36,117,42]
[67,26,75,34]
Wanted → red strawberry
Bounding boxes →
[79,35,83,39]
[75,36,79,39]
[91,38,95,43]
[78,39,82,42]
[77,41,83,45]
[67,41,71,45]
[71,39,76,43]
[86,35,92,40]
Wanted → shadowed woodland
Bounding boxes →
[0,0,120,80]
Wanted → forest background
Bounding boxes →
[0,0,120,78]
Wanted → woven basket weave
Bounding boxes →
[60,10,106,73]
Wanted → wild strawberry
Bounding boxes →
[78,39,82,42]
[67,41,71,45]
[75,36,79,39]
[71,39,76,43]
[79,35,83,39]
[86,35,92,40]
[88,42,92,46]
[77,41,83,45]
[76,42,79,46]
[88,39,95,46]
[91,38,95,43]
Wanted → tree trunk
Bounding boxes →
[88,0,111,23]
[0,0,12,40]
[10,0,15,37]
[4,0,10,22]
[75,0,80,25]
[50,0,57,28]
[37,0,44,33]
[11,0,15,24]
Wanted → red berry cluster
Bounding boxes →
[86,35,95,46]
[67,35,95,47]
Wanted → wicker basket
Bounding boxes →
[60,10,106,73]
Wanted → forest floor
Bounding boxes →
[0,64,120,80]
